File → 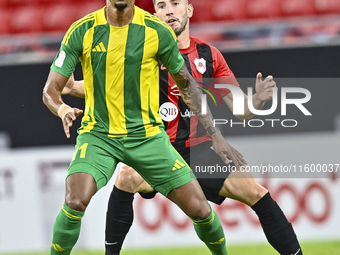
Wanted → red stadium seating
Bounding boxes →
[7,0,39,7]
[43,4,77,32]
[135,0,155,13]
[246,0,282,19]
[189,0,214,23]
[75,1,106,20]
[0,10,10,35]
[9,6,44,34]
[39,0,70,5]
[280,0,316,17]
[1,0,339,36]
[211,0,248,21]
[314,0,340,14]
[0,0,8,8]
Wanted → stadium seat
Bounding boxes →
[280,0,316,17]
[75,1,105,20]
[135,0,155,13]
[0,0,8,8]
[189,0,214,23]
[43,4,78,32]
[0,10,10,35]
[9,6,44,34]
[39,0,70,5]
[7,0,39,7]
[314,0,340,14]
[246,0,282,20]
[211,0,247,21]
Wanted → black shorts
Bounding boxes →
[139,141,232,205]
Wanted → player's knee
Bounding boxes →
[115,166,142,193]
[65,196,89,212]
[223,177,268,206]
[186,200,211,221]
[246,184,268,205]
[247,182,268,205]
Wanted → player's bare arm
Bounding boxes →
[224,72,277,120]
[43,70,83,138]
[171,63,247,168]
[61,74,85,98]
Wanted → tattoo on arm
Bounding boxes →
[170,64,218,132]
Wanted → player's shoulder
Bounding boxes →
[190,37,221,54]
[69,9,99,29]
[141,8,176,38]
[63,8,103,45]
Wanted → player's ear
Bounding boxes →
[154,12,159,18]
[188,4,193,18]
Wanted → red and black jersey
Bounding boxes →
[158,37,239,148]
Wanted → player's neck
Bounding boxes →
[177,29,191,49]
[106,4,134,27]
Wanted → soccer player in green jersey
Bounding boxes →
[43,0,246,254]
[62,1,302,255]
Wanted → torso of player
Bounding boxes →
[158,37,228,148]
[51,6,183,138]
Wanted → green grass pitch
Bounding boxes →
[1,240,340,255]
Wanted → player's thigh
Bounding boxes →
[190,141,230,205]
[218,171,268,206]
[197,178,226,205]
[68,132,120,191]
[167,179,211,220]
[116,163,155,193]
[190,140,233,179]
[123,130,196,197]
[65,172,97,211]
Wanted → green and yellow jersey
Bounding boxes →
[51,6,184,137]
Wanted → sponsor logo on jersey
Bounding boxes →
[170,84,181,96]
[180,109,195,118]
[159,102,178,122]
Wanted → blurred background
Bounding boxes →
[0,0,340,254]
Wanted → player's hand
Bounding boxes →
[211,131,247,169]
[62,108,83,138]
[255,72,277,102]
[61,74,75,95]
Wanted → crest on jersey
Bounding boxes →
[194,58,206,74]
[55,51,66,68]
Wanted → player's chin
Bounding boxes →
[114,3,128,10]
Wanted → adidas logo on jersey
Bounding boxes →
[92,42,107,52]
[172,159,185,171]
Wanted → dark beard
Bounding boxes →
[174,13,188,36]
[114,3,128,10]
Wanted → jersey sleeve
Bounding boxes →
[157,25,185,75]
[212,47,240,97]
[50,23,83,78]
